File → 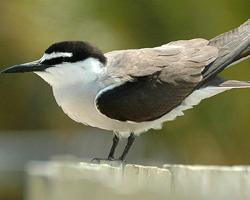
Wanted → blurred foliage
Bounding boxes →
[0,0,249,166]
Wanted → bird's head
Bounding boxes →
[1,41,106,86]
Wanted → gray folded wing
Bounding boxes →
[95,20,250,122]
[95,39,218,122]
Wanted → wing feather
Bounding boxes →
[95,39,218,122]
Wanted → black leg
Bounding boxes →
[108,134,119,160]
[91,134,120,162]
[119,133,135,161]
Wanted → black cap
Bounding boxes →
[42,41,106,65]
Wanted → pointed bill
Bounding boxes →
[1,60,50,73]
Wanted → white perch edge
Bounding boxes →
[26,161,250,200]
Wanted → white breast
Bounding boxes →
[34,58,141,137]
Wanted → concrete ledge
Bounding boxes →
[164,164,250,200]
[26,161,250,200]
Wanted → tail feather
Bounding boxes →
[218,80,250,88]
[201,19,250,82]
[203,76,250,89]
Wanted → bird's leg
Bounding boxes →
[107,134,119,160]
[118,133,135,161]
[92,134,119,162]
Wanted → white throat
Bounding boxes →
[35,57,105,87]
[34,57,108,128]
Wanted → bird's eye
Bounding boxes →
[41,57,65,65]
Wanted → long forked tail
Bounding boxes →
[201,19,250,84]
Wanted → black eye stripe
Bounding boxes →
[40,55,88,65]
[40,54,104,66]
[41,57,66,65]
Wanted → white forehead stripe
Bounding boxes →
[40,52,73,62]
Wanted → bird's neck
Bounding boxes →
[35,58,106,88]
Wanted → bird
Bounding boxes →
[1,19,250,162]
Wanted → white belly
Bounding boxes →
[53,79,230,138]
[52,82,144,137]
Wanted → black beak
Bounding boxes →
[1,61,50,73]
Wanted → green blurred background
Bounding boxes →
[0,0,249,199]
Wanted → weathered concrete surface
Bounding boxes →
[164,164,250,200]
[26,161,250,200]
